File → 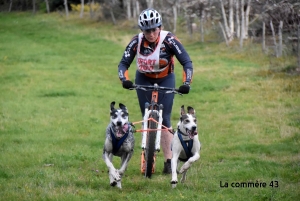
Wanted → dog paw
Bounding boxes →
[110,181,117,187]
[172,183,177,188]
[171,180,178,184]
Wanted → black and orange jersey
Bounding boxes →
[118,31,193,83]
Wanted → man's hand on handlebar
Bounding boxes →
[122,80,134,89]
[178,82,190,94]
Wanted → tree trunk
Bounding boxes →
[132,0,136,18]
[9,0,13,12]
[298,24,300,68]
[64,0,69,19]
[89,0,95,19]
[220,0,231,41]
[126,0,132,19]
[146,0,153,8]
[135,0,140,18]
[32,0,36,14]
[172,4,177,33]
[235,0,240,38]
[262,21,266,53]
[186,14,192,38]
[270,20,278,57]
[240,0,244,48]
[200,16,204,42]
[80,0,84,18]
[229,0,234,37]
[244,0,251,39]
[45,0,50,13]
[278,21,283,57]
[110,8,116,25]
[219,21,229,46]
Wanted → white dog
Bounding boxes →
[171,105,201,188]
[103,101,135,189]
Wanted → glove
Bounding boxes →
[178,83,190,94]
[122,80,134,89]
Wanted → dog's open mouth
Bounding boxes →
[186,129,198,139]
[115,123,129,138]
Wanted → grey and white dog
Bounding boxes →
[171,105,201,188]
[103,101,135,189]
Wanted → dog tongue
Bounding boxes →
[116,124,128,138]
[115,126,122,137]
[188,130,197,139]
[122,123,129,133]
[117,129,123,138]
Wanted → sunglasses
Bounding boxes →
[144,28,157,34]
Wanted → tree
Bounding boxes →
[80,0,84,18]
[45,0,50,13]
[228,0,234,39]
[278,21,283,57]
[172,2,178,34]
[64,0,69,18]
[133,0,140,19]
[32,0,36,14]
[146,0,153,8]
[244,0,251,39]
[218,0,252,45]
[240,0,245,48]
[298,25,300,68]
[88,0,95,18]
[8,0,13,12]
[125,0,132,19]
[235,0,240,38]
[220,0,228,36]
[220,0,233,42]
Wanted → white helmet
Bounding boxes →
[138,8,162,30]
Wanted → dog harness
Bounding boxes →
[110,125,131,155]
[177,129,194,162]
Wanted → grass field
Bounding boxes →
[0,12,299,201]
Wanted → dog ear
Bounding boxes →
[180,105,186,115]
[187,106,195,115]
[119,103,128,113]
[180,105,185,122]
[110,101,116,111]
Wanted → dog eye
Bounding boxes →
[121,113,127,118]
[184,120,190,123]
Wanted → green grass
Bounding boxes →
[0,12,299,201]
